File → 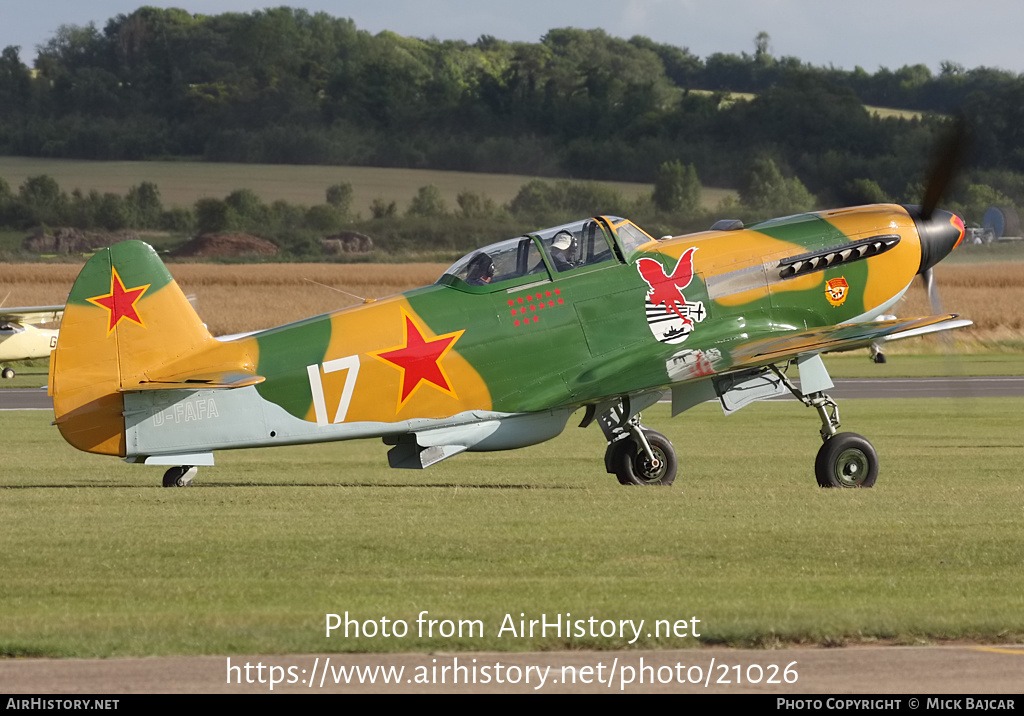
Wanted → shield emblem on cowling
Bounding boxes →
[826,277,849,307]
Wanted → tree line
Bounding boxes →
[1,7,1023,225]
[1,155,828,260]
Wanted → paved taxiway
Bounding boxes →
[2,645,1021,693]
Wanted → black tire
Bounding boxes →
[162,466,194,488]
[613,429,677,486]
[1,368,14,379]
[814,432,878,488]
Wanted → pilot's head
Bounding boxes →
[466,252,495,284]
[552,231,578,265]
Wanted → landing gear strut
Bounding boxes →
[870,343,887,364]
[771,364,878,488]
[162,465,197,488]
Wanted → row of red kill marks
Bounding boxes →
[509,288,563,326]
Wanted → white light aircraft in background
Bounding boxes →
[0,305,63,378]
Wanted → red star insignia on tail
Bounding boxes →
[87,267,150,334]
[373,311,464,410]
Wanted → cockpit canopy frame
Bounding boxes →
[437,216,656,292]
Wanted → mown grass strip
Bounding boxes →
[1,397,1022,656]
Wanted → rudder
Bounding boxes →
[51,241,237,456]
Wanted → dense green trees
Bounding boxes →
[739,157,816,216]
[2,9,1024,229]
[406,185,448,217]
[0,176,179,232]
[653,161,701,215]
[0,172,639,258]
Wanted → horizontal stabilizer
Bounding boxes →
[0,305,64,325]
[119,371,265,392]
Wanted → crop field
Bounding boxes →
[0,261,447,336]
[1,258,1023,340]
[0,157,728,216]
[2,396,1023,658]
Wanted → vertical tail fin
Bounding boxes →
[51,241,255,456]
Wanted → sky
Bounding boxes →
[1,0,1022,74]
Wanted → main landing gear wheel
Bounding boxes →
[1,367,14,379]
[162,465,197,488]
[609,429,677,486]
[767,364,880,489]
[814,432,878,488]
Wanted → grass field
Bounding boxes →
[2,254,1021,658]
[0,156,727,216]
[2,397,1022,657]
[2,155,1019,661]
[866,106,927,120]
[687,90,925,120]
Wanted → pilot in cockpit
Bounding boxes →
[465,252,496,286]
[550,231,578,272]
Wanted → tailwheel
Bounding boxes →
[814,433,878,488]
[162,465,197,488]
[1,367,14,379]
[609,428,677,486]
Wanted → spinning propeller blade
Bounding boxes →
[906,116,970,315]
[922,266,943,315]
[877,118,968,361]
[920,116,968,221]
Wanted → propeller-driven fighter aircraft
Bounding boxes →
[50,201,968,488]
[0,305,63,379]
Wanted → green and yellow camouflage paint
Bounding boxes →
[50,206,965,475]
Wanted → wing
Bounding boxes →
[0,305,64,326]
[728,314,970,367]
[661,314,970,416]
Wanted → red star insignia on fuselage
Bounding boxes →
[87,267,150,334]
[373,312,464,410]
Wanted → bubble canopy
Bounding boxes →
[437,217,656,291]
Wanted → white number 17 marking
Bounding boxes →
[306,355,360,426]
